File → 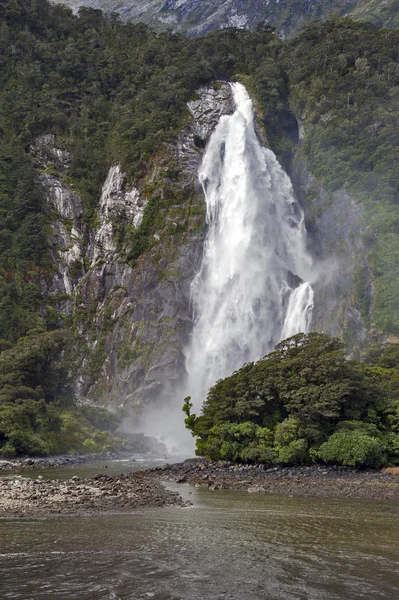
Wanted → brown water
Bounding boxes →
[0,479,398,600]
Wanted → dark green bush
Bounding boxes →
[317,431,384,467]
[185,333,398,467]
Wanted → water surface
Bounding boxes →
[0,483,398,600]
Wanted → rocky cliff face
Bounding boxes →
[53,0,384,37]
[290,153,370,356]
[32,80,371,431]
[32,83,234,426]
[31,135,86,313]
[89,165,146,263]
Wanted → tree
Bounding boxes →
[186,333,395,466]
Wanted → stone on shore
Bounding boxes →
[0,472,185,518]
[156,460,399,501]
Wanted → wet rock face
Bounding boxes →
[75,83,235,414]
[31,83,234,419]
[90,166,147,264]
[177,83,235,197]
[31,134,71,170]
[41,173,83,221]
[187,84,235,140]
[31,137,86,315]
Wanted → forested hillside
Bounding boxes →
[0,0,398,457]
[284,20,399,335]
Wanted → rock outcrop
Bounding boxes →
[31,136,86,316]
[31,83,235,427]
[90,166,146,264]
[188,85,235,140]
[31,134,71,170]
[53,0,393,39]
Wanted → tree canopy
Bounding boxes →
[185,333,399,467]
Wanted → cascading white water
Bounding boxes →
[281,282,314,340]
[185,83,314,410]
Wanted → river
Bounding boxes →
[0,457,398,599]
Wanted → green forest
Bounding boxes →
[184,333,399,467]
[0,0,398,459]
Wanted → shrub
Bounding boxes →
[277,439,308,465]
[317,431,384,467]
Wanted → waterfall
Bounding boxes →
[281,282,314,340]
[184,83,314,410]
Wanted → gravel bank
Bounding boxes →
[156,459,399,501]
[2,459,397,518]
[0,472,186,518]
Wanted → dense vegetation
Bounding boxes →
[184,333,399,467]
[0,0,398,456]
[283,19,399,333]
[0,0,280,456]
[0,330,121,456]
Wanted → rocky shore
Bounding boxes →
[0,471,186,518]
[1,459,398,519]
[0,451,125,474]
[156,459,399,501]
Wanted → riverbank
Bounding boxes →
[0,434,170,474]
[0,471,186,518]
[0,451,126,473]
[157,459,399,501]
[2,458,398,518]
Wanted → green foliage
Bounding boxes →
[278,438,309,465]
[81,405,119,433]
[182,396,197,434]
[196,421,276,463]
[317,430,384,467]
[281,18,399,333]
[363,343,399,464]
[0,329,120,456]
[0,402,117,457]
[187,333,398,467]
